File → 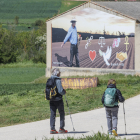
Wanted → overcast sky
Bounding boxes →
[52,8,135,35]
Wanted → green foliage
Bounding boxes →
[18,92,27,96]
[3,97,10,104]
[34,20,45,26]
[0,28,18,63]
[44,132,124,140]
[0,26,46,64]
[0,0,86,64]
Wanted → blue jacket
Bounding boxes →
[51,75,65,101]
[64,26,77,45]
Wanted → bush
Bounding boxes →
[3,97,10,103]
[15,16,19,25]
[0,28,18,63]
[32,50,46,63]
[18,92,27,96]
[35,20,45,26]
[0,97,10,105]
[0,26,46,64]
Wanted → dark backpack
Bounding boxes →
[45,78,60,100]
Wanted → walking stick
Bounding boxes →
[65,95,75,131]
[123,102,127,135]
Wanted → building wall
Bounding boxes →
[135,22,140,74]
[46,2,138,77]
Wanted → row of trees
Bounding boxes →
[0,22,46,64]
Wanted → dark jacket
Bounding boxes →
[50,75,65,101]
[101,84,125,108]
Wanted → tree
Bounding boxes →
[15,16,19,25]
[35,20,45,26]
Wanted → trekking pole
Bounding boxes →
[123,102,127,135]
[65,95,75,131]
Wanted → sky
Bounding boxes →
[52,8,135,35]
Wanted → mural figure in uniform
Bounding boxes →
[61,18,80,67]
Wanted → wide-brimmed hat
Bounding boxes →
[70,18,77,23]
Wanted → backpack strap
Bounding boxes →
[50,86,57,99]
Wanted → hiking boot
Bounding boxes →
[59,128,68,133]
[112,129,118,136]
[50,130,58,134]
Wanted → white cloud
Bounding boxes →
[52,8,135,35]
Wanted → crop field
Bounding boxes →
[0,0,85,31]
[0,63,46,84]
[0,0,61,24]
[2,24,39,31]
[0,0,85,24]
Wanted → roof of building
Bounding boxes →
[95,2,140,21]
[46,1,140,22]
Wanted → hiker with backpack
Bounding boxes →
[101,79,125,136]
[45,68,68,134]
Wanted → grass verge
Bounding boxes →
[33,73,140,85]
[43,132,124,140]
[0,73,140,127]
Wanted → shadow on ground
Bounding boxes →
[118,133,140,136]
[55,53,70,67]
[67,131,89,134]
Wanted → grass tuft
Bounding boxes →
[43,131,125,140]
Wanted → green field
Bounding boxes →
[0,62,46,84]
[0,0,85,24]
[0,0,61,24]
[0,63,140,127]
[0,0,85,31]
[2,24,39,32]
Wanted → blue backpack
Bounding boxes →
[104,88,118,107]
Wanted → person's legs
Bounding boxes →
[57,100,65,129]
[70,44,74,67]
[75,45,80,67]
[105,108,112,134]
[50,101,57,130]
[111,107,118,131]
